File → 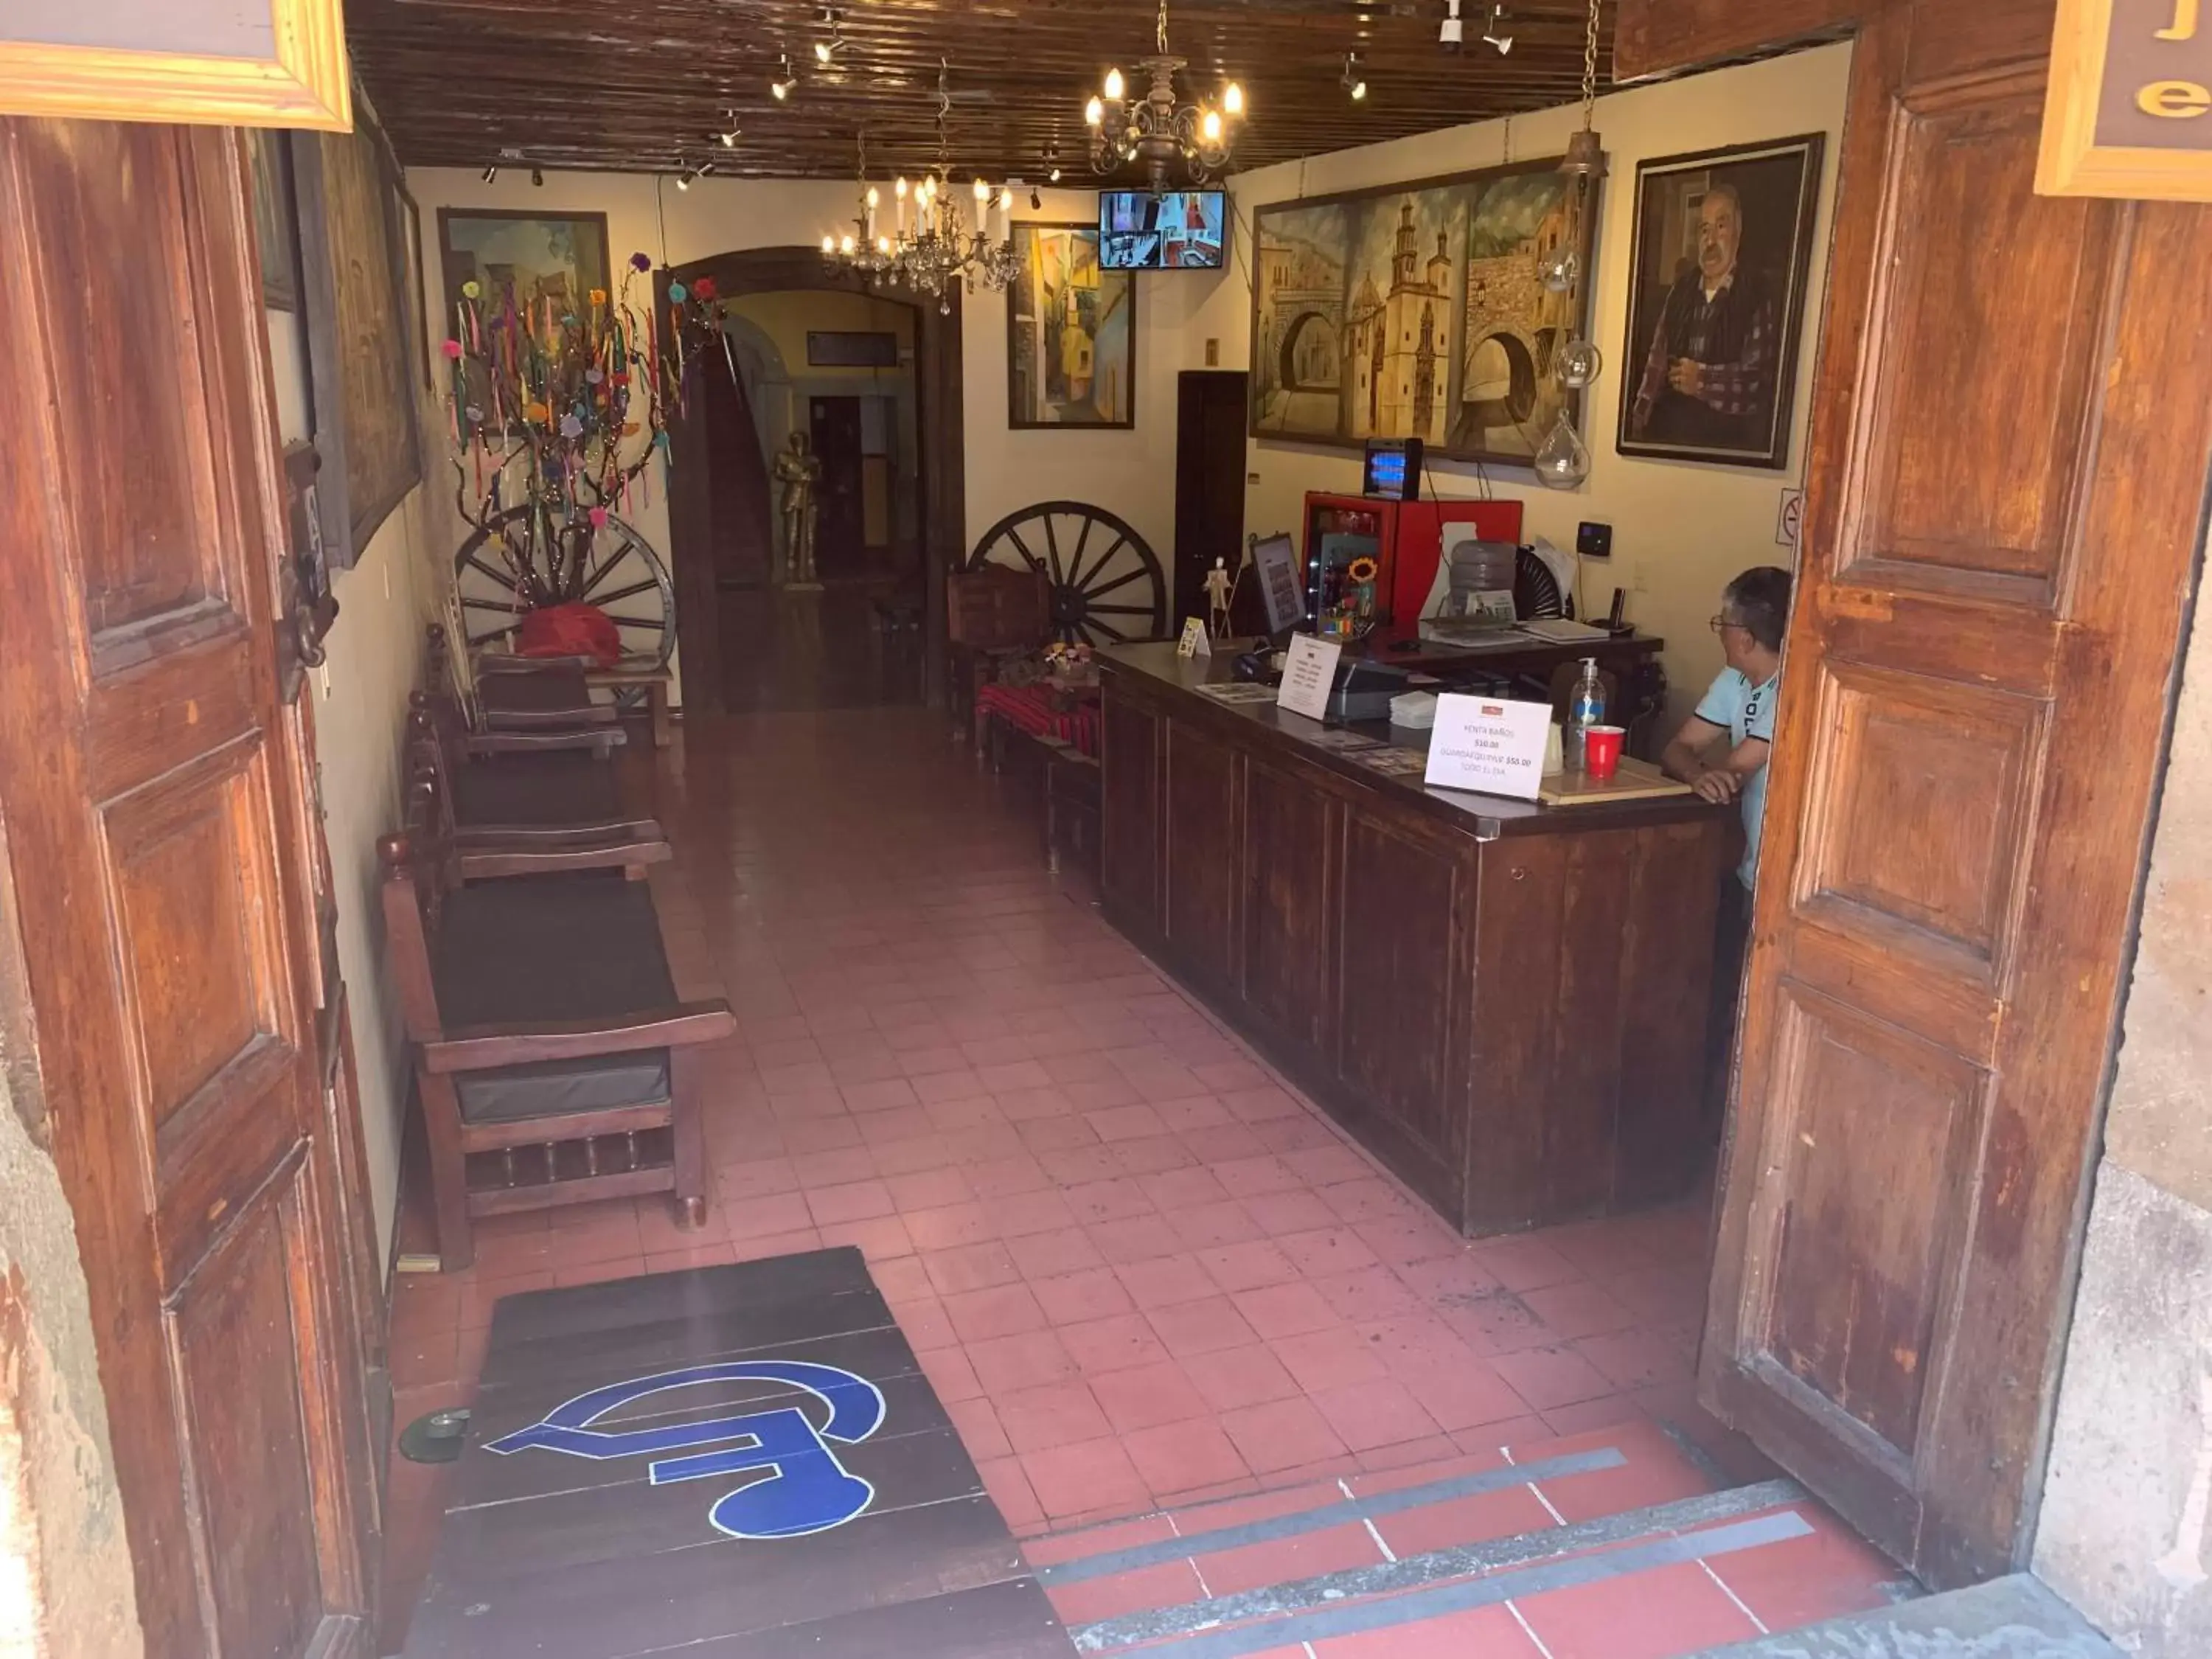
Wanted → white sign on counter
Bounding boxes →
[1276,635,1342,723]
[1424,693,1552,801]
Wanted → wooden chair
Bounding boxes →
[427,622,618,736]
[947,566,1051,751]
[407,692,664,864]
[379,771,734,1270]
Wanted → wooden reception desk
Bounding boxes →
[1099,642,1733,1238]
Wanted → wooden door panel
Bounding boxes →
[170,1160,327,1659]
[1099,692,1164,936]
[1164,721,1238,989]
[1338,811,1462,1164]
[1855,78,2112,588]
[1792,660,2042,973]
[1240,758,1338,1056]
[1753,986,1985,1457]
[0,115,375,1654]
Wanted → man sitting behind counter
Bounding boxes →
[1662,566,1791,894]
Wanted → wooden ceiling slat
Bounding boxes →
[350,0,1615,178]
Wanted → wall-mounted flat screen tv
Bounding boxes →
[1099,189,1228,270]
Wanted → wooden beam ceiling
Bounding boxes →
[348,0,1618,181]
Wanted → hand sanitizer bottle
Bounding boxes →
[1568,657,1605,772]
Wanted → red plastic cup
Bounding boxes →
[1585,725,1626,782]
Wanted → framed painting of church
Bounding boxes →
[1006,223,1135,429]
[1247,156,1597,468]
[1616,133,1826,470]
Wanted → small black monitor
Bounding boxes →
[1363,438,1423,501]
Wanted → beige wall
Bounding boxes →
[265,296,439,1275]
[1189,41,1854,723]
[2034,595,2212,1656]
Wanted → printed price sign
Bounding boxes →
[1423,694,1552,801]
[1178,618,1213,658]
[1276,636,1342,723]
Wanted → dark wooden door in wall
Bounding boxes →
[1173,370,1248,623]
[810,394,866,578]
[0,119,379,1653]
[1619,0,2212,1591]
[704,345,774,591]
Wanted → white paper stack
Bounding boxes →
[1390,691,1439,730]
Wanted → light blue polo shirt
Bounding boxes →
[1695,668,1779,891]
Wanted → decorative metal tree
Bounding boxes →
[441,252,728,667]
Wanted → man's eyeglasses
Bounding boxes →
[1708,615,1748,636]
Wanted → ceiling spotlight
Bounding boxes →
[720,111,740,147]
[1483,4,1514,52]
[771,52,797,98]
[815,7,844,62]
[480,164,499,184]
[531,166,545,187]
[1439,0,1465,48]
[674,171,691,191]
[1342,52,1367,100]
[1048,165,1062,183]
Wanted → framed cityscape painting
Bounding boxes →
[1248,156,1598,466]
[1617,133,1826,470]
[1006,223,1135,429]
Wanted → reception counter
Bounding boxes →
[1099,641,1733,1238]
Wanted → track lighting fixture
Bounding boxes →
[720,111,740,147]
[1439,0,1464,49]
[673,170,691,191]
[813,7,844,63]
[1483,4,1514,52]
[1342,52,1366,100]
[481,164,499,184]
[771,52,797,99]
[1048,166,1062,183]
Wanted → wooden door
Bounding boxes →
[1172,370,1248,623]
[809,394,866,578]
[0,119,378,1652]
[1621,0,2212,1588]
[703,350,775,592]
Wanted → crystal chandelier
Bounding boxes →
[1533,0,1607,490]
[822,68,1023,313]
[1085,0,1245,192]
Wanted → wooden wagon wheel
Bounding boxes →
[965,501,1166,647]
[453,506,676,677]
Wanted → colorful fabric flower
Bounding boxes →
[630,251,653,271]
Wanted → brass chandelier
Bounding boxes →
[1084,0,1245,191]
[823,71,1022,312]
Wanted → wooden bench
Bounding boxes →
[408,691,664,863]
[379,773,734,1270]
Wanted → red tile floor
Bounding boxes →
[379,707,1896,1653]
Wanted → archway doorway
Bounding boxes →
[661,249,964,714]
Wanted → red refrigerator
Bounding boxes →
[1301,493,1526,630]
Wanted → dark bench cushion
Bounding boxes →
[434,874,680,1125]
[456,1049,672,1124]
[452,752,624,830]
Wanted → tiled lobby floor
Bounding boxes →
[380,706,1758,1635]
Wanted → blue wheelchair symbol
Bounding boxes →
[484,1360,886,1539]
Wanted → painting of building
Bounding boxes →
[1251,202,1349,439]
[1455,170,1585,459]
[1248,158,1596,467]
[1344,194,1458,445]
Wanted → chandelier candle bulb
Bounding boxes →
[1086,96,1105,128]
[1225,81,1244,114]
[1201,108,1222,142]
[1105,66,1125,100]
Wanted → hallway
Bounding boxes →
[380,708,1903,1652]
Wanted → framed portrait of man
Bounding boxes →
[1617,134,1826,470]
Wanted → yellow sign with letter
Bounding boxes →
[2039,0,2212,199]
